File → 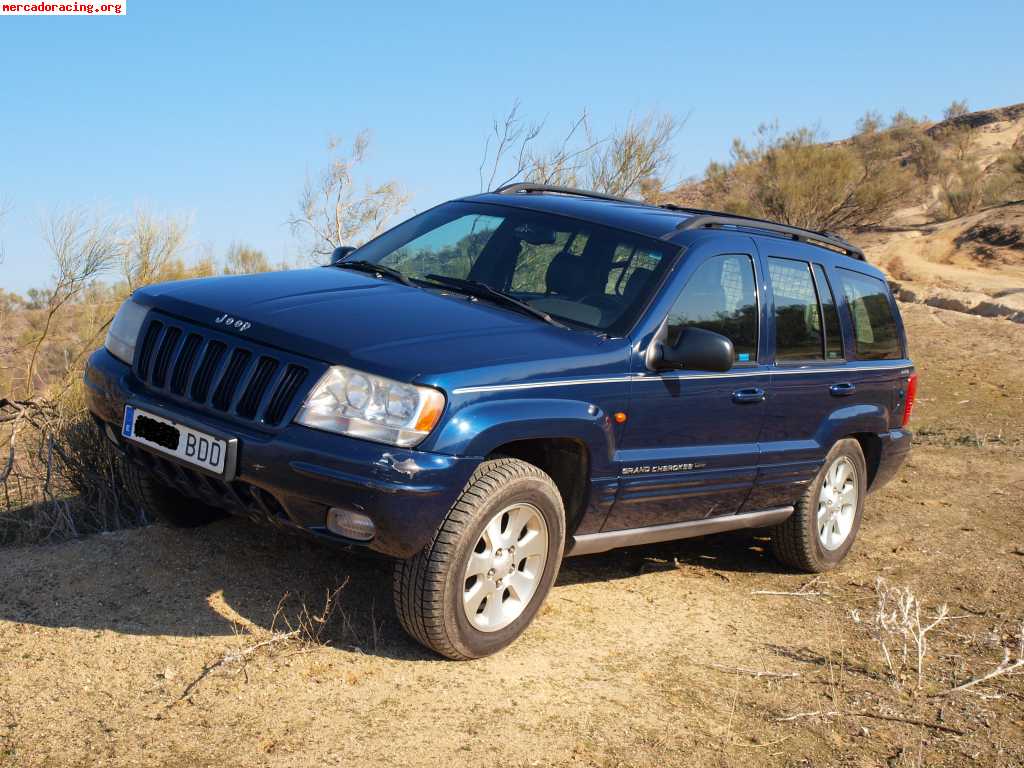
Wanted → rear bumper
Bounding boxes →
[870,428,912,493]
[84,347,481,558]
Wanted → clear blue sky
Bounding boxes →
[1,0,1021,294]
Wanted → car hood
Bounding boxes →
[134,268,628,386]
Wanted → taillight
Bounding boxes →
[901,372,918,427]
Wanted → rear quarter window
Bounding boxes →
[837,269,902,360]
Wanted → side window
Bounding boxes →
[768,257,823,362]
[666,254,758,363]
[837,270,902,360]
[812,264,843,360]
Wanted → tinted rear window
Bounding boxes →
[837,270,902,360]
[768,257,823,362]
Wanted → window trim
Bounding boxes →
[811,262,846,363]
[766,255,829,366]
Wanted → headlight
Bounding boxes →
[295,365,446,448]
[105,299,149,365]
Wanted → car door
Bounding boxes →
[748,252,842,510]
[606,244,768,530]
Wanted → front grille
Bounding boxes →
[133,312,314,429]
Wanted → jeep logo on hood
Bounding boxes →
[214,313,252,332]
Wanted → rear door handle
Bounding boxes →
[829,382,857,397]
[731,387,766,404]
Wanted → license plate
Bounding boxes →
[122,405,228,475]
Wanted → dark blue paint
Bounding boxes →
[84,194,914,558]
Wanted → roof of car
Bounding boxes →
[463,190,692,241]
[460,184,866,261]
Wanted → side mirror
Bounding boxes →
[650,327,734,373]
[330,246,356,266]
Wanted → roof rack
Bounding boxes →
[493,182,639,205]
[669,209,865,260]
[493,182,865,260]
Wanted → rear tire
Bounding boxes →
[123,460,224,528]
[393,458,566,660]
[771,438,866,573]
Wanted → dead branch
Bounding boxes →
[934,621,1024,697]
[706,663,800,679]
[172,629,300,706]
[752,575,825,597]
[776,709,965,735]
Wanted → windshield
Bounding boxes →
[346,201,679,335]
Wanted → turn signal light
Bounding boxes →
[901,373,918,427]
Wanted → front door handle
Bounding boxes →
[732,387,766,404]
[829,382,857,397]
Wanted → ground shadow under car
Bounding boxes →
[1,515,788,660]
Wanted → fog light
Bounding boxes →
[326,507,375,541]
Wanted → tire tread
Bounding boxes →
[392,458,559,660]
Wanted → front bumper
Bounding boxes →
[84,347,481,558]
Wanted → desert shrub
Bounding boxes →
[1,386,142,546]
[938,160,986,218]
[223,242,273,274]
[944,99,970,120]
[703,122,915,231]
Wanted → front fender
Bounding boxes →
[430,397,617,474]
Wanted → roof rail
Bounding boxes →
[672,212,865,260]
[493,182,865,260]
[493,182,639,205]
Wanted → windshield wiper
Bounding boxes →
[335,259,414,287]
[423,274,568,330]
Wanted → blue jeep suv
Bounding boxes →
[85,183,916,659]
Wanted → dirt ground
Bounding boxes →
[2,302,1023,768]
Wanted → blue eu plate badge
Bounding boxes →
[122,405,135,437]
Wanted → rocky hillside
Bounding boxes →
[856,103,1024,321]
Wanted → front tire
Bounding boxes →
[771,438,867,572]
[393,458,566,660]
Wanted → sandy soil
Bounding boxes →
[2,304,1023,768]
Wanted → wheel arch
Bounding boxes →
[488,437,591,537]
[847,431,883,491]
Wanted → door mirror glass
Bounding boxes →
[330,246,356,266]
[654,326,735,372]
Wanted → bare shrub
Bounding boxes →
[943,99,970,120]
[223,242,273,275]
[289,132,409,260]
[22,210,119,397]
[120,210,193,292]
[478,101,683,199]
[859,578,949,689]
[1,387,141,546]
